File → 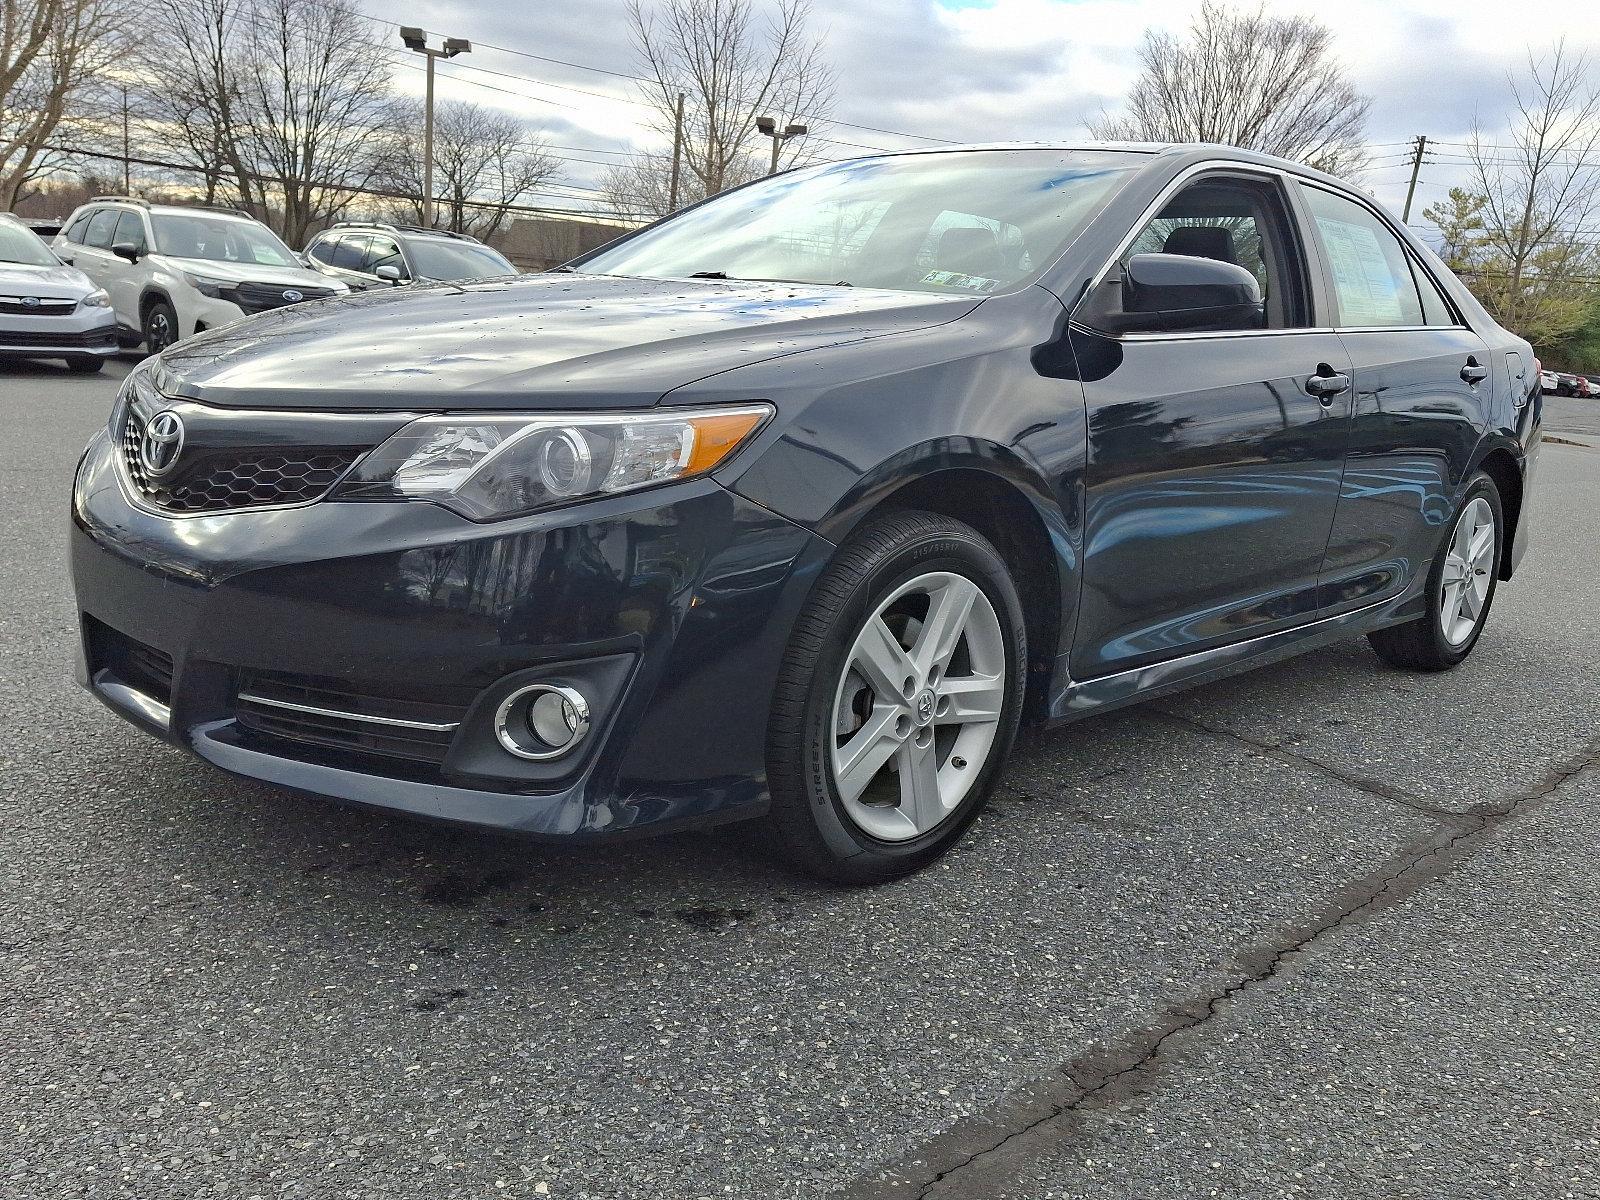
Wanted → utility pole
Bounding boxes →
[1401,134,1428,223]
[400,27,471,229]
[667,91,686,212]
[120,85,131,194]
[755,116,809,176]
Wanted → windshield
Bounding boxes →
[151,213,299,267]
[580,149,1145,294]
[0,220,58,267]
[408,239,515,281]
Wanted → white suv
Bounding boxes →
[53,197,347,352]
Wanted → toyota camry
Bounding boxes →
[70,144,1541,882]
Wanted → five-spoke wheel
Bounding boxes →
[1369,471,1503,671]
[766,510,1026,883]
[830,571,1007,842]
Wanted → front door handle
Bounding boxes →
[1306,368,1351,402]
[1461,358,1489,385]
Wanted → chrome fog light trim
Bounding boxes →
[493,683,591,761]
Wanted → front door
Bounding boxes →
[1072,172,1352,679]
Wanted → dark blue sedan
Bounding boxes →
[70,144,1540,882]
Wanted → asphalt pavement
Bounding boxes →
[3,356,1598,1199]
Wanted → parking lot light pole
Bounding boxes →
[755,116,808,175]
[399,27,471,229]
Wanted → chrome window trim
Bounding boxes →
[237,692,461,733]
[1071,158,1472,345]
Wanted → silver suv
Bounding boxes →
[304,222,516,290]
[54,197,347,352]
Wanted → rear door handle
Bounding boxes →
[1461,358,1489,384]
[1306,368,1351,402]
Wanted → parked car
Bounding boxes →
[0,212,118,372]
[1538,369,1559,393]
[1551,372,1581,396]
[53,197,347,352]
[1578,376,1600,399]
[69,144,1540,883]
[303,222,516,291]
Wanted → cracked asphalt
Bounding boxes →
[3,356,1598,1199]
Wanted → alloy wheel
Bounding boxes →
[1439,496,1496,646]
[829,570,1006,842]
[146,310,174,353]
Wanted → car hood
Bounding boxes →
[161,256,346,290]
[155,272,980,410]
[0,259,96,299]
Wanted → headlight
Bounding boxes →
[81,288,111,308]
[337,403,773,520]
[181,271,230,298]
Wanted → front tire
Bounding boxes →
[64,356,104,374]
[1368,471,1503,671]
[143,300,178,354]
[766,510,1027,883]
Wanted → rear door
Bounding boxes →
[1292,182,1491,614]
[72,208,119,293]
[1072,170,1354,679]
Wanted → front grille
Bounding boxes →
[0,327,115,347]
[0,297,78,316]
[119,406,361,514]
[85,618,175,705]
[229,281,336,315]
[235,671,466,765]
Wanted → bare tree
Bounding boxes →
[233,0,401,244]
[1089,0,1370,176]
[1457,40,1600,346]
[138,0,259,207]
[0,0,130,208]
[380,101,561,239]
[601,0,835,221]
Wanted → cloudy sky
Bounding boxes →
[365,0,1599,231]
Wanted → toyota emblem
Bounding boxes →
[139,410,186,477]
[282,289,303,303]
[21,296,40,308]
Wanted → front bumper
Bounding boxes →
[71,429,829,839]
[186,294,247,337]
[0,306,118,358]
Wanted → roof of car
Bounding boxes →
[80,196,261,221]
[832,141,1359,191]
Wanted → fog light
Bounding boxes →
[494,683,591,761]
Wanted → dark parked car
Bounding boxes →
[303,222,516,290]
[71,144,1540,882]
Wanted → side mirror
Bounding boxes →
[111,240,142,264]
[375,264,403,283]
[1085,252,1264,335]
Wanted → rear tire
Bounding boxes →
[1368,471,1502,671]
[765,510,1027,884]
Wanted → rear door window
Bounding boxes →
[1298,185,1424,328]
[330,234,369,271]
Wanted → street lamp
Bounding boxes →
[399,26,470,229]
[756,115,808,175]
